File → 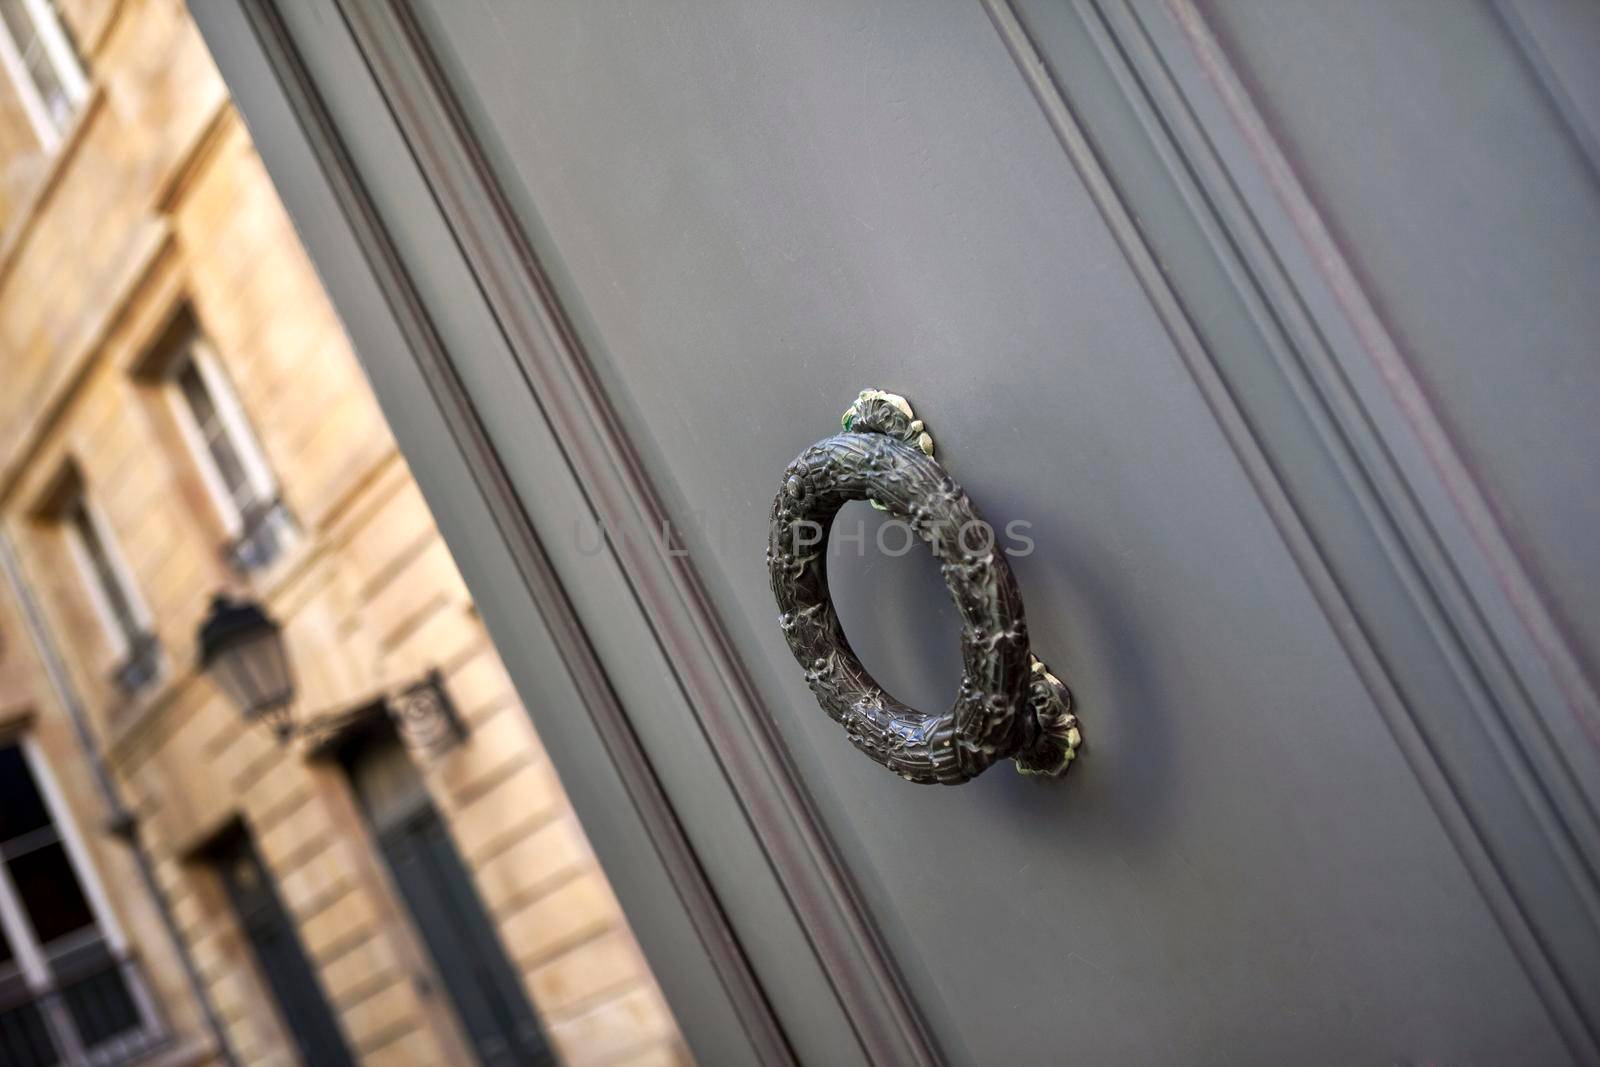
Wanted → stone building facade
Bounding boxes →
[0,1,685,1064]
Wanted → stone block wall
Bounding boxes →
[0,2,687,1064]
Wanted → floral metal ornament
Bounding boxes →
[767,389,1081,784]
[389,670,466,759]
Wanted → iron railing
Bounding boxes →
[222,497,296,574]
[108,633,161,696]
[0,952,164,1067]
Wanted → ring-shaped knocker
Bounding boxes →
[767,389,1081,784]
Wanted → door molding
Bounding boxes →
[991,0,1600,1056]
[316,5,939,1060]
[191,1,792,1061]
[320,1,939,1062]
[192,0,936,1062]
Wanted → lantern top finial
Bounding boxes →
[196,593,278,669]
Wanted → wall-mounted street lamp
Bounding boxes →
[197,594,296,739]
[196,593,464,756]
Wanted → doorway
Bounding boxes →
[341,718,553,1067]
[211,828,356,1067]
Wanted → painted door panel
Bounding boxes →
[195,0,1598,1062]
[214,831,356,1067]
[1199,0,1600,689]
[346,725,554,1067]
[400,2,1565,1062]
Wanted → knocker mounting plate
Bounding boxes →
[766,389,1081,784]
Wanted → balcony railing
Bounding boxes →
[223,497,296,575]
[108,633,161,696]
[0,951,165,1067]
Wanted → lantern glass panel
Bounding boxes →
[212,629,293,721]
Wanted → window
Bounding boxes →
[0,0,87,148]
[163,324,294,573]
[61,490,158,694]
[0,738,163,1066]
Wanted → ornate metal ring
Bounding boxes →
[767,390,1080,784]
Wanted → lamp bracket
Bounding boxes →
[293,669,465,759]
[386,670,465,759]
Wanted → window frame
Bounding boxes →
[61,489,151,666]
[159,325,296,575]
[0,0,88,149]
[164,333,278,539]
[0,734,164,1065]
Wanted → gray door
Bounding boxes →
[343,722,554,1067]
[196,1,1600,1063]
[213,829,356,1067]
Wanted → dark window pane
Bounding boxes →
[0,0,29,40]
[8,842,94,944]
[177,357,264,513]
[0,998,59,1067]
[23,46,70,128]
[68,500,142,650]
[0,916,13,966]
[61,958,140,1048]
[0,0,83,137]
[0,745,51,846]
[178,363,225,446]
[0,0,37,69]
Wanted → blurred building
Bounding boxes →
[0,1,685,1064]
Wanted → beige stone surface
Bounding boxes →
[0,1,689,1064]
